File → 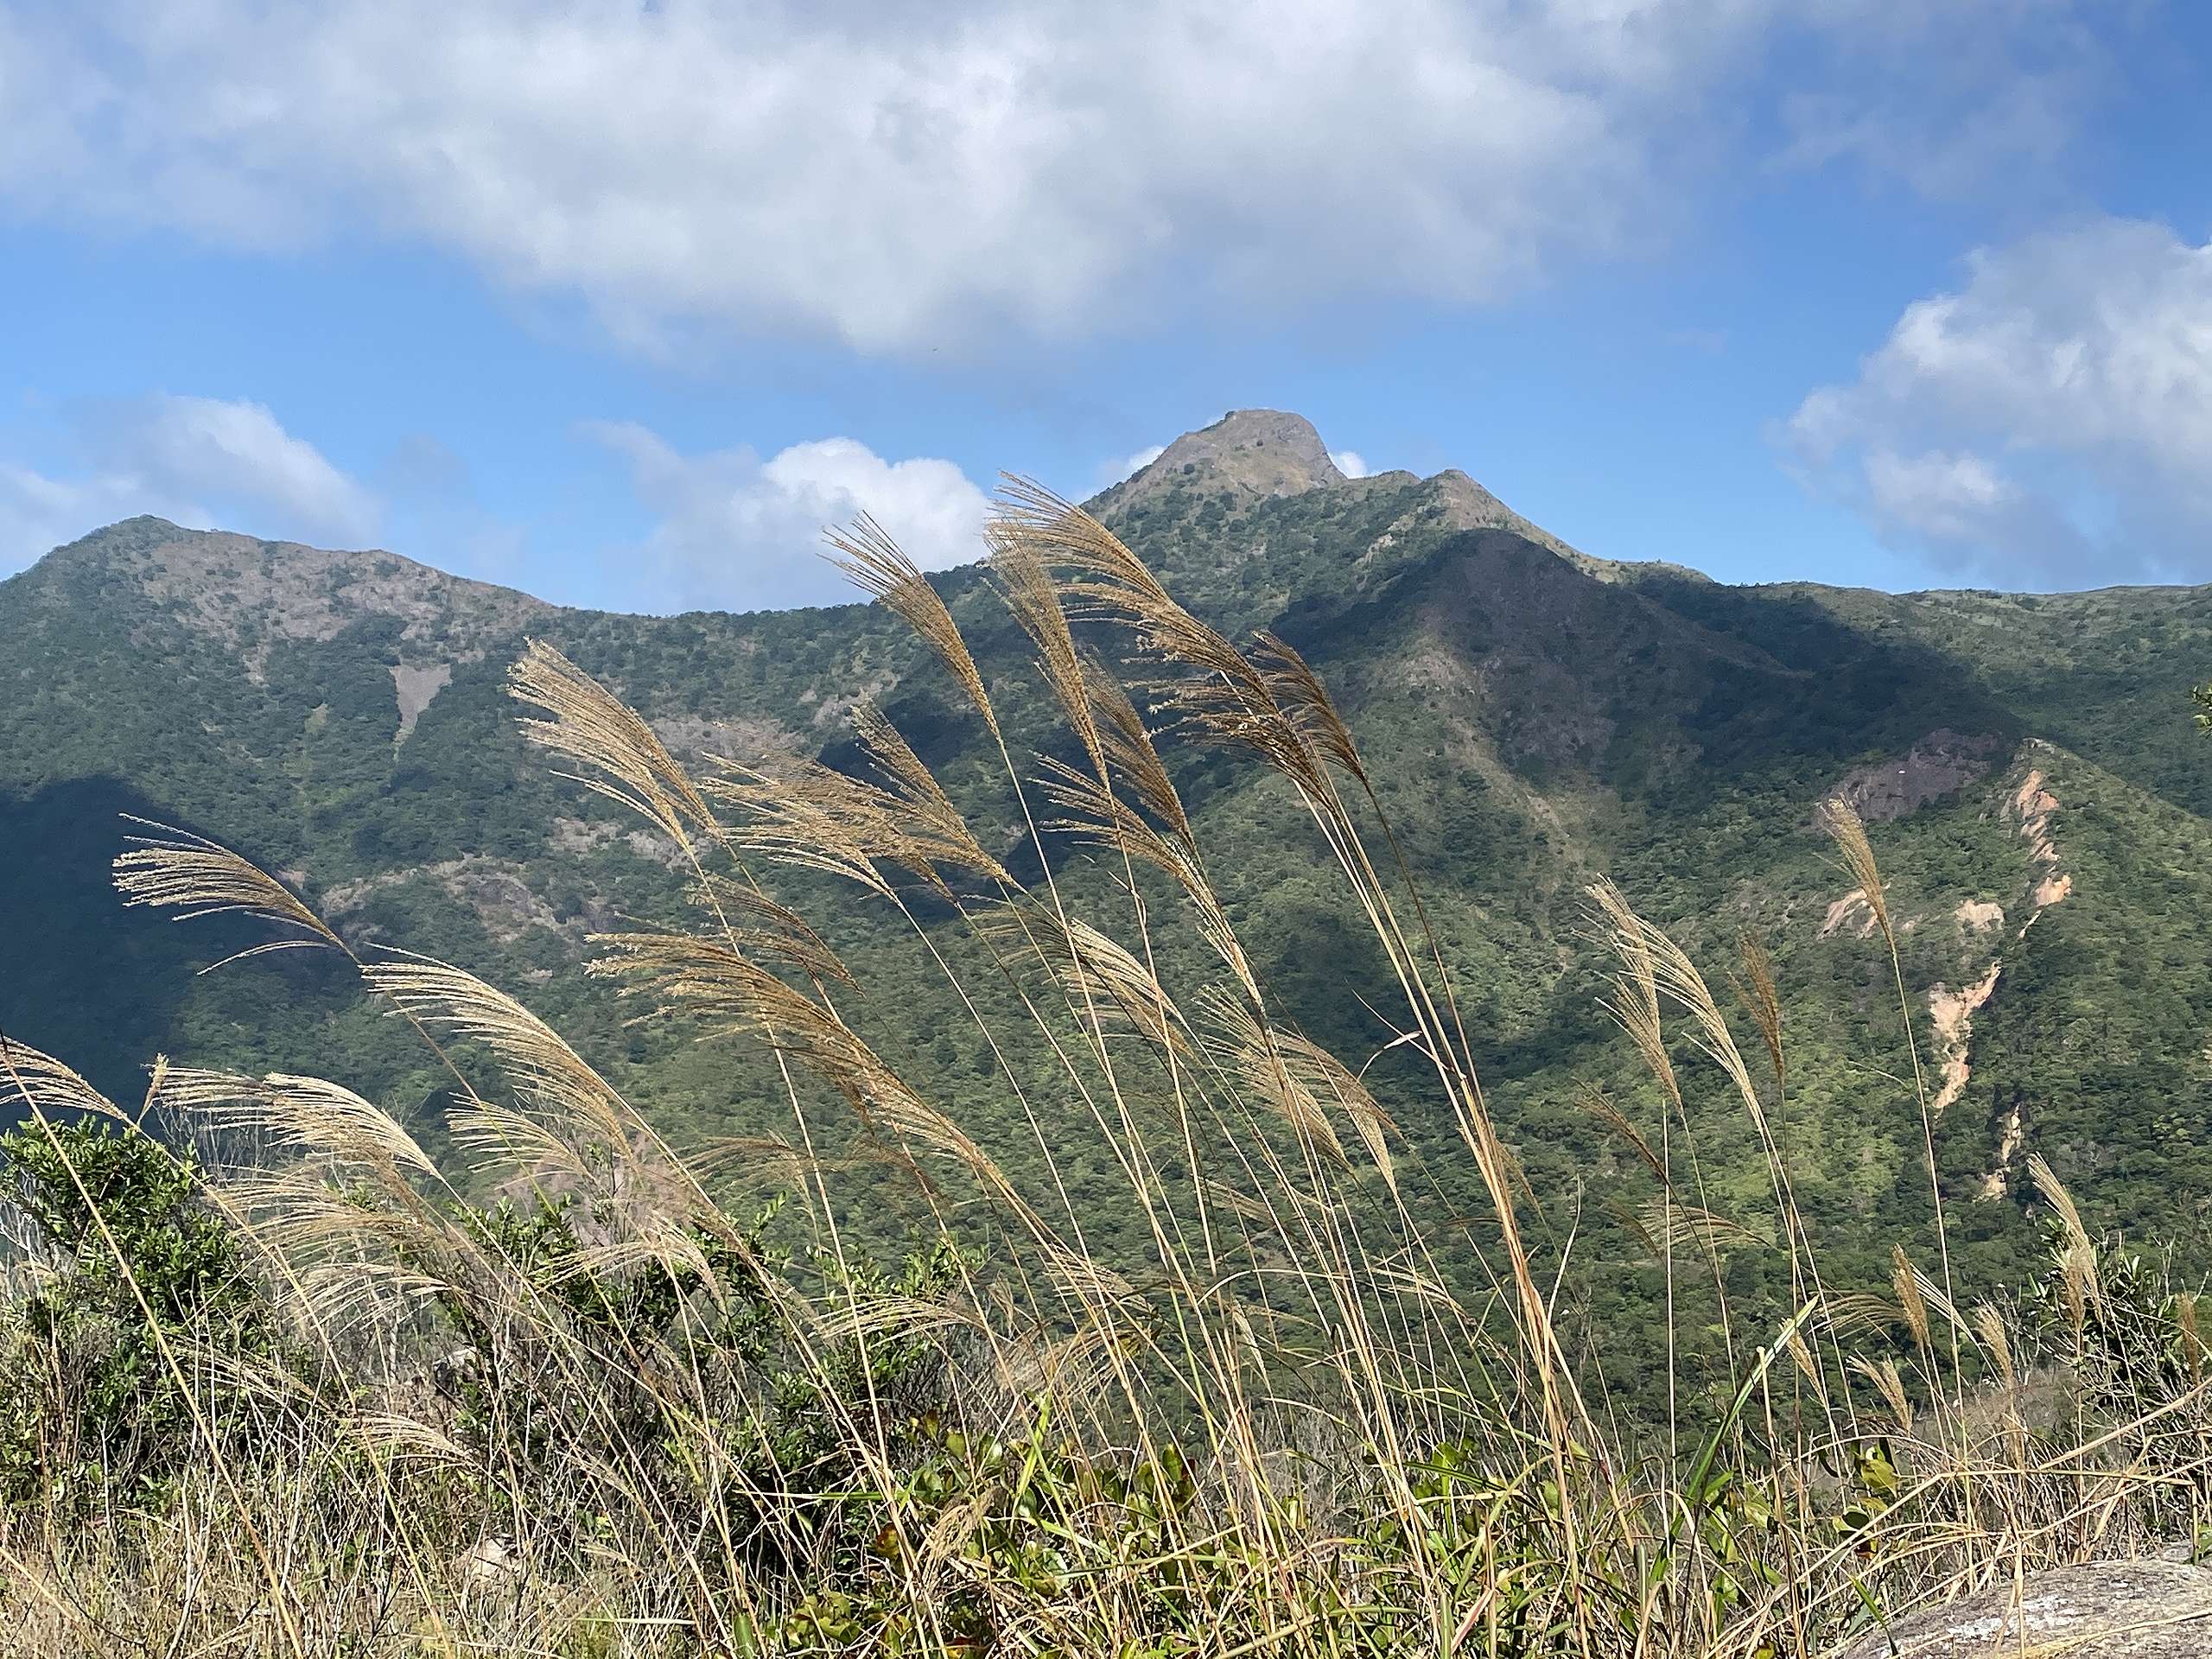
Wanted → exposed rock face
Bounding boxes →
[37,516,550,663]
[1428,468,1605,571]
[2014,767,2062,861]
[391,663,452,744]
[1120,409,1342,503]
[2008,758,2073,921]
[1929,959,2000,1117]
[1827,730,2005,823]
[1980,1100,2026,1199]
[1819,887,1878,940]
[648,711,804,763]
[1833,1560,2212,1657]
[321,856,568,945]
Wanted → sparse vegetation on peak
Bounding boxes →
[1106,407,1344,505]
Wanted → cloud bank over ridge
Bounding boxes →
[1,2,2121,356]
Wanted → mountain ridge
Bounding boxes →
[27,408,2209,627]
[9,410,2212,1394]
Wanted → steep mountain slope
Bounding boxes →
[6,410,2212,1382]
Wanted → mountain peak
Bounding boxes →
[1121,409,1343,504]
[16,516,552,667]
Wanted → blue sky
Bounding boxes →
[3,2,2210,612]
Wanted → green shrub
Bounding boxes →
[0,1115,275,1509]
[425,1185,967,1567]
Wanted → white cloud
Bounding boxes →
[1096,445,1166,491]
[0,460,192,577]
[1784,217,2212,585]
[1329,449,1372,480]
[586,424,991,613]
[120,396,381,542]
[0,3,2122,355]
[1,395,379,575]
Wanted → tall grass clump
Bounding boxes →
[1,489,2208,1656]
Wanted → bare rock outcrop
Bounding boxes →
[1929,960,2001,1117]
[1834,1560,2212,1657]
[35,516,550,680]
[1820,887,1878,940]
[1999,759,2075,924]
[1115,409,1343,505]
[1828,730,2005,824]
[391,662,452,743]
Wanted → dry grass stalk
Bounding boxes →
[826,515,998,737]
[114,819,344,965]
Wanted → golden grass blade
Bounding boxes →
[1850,1354,1915,1431]
[1897,1253,1979,1353]
[699,756,897,898]
[1252,631,1369,785]
[1578,1083,1662,1181]
[993,480,1326,797]
[1820,798,1892,946]
[1031,753,1211,899]
[983,517,1102,766]
[823,1293,985,1344]
[214,1162,467,1321]
[1893,1243,1932,1350]
[2031,1153,2102,1319]
[1733,930,1785,1094]
[445,1092,601,1188]
[685,874,859,989]
[1818,1291,1897,1342]
[590,931,849,1050]
[871,1089,1047,1239]
[975,903,1192,1060]
[1624,1198,1773,1261]
[1636,907,1769,1137]
[1036,1240,1138,1309]
[1974,1304,2017,1393]
[1201,1178,1276,1227]
[686,1134,813,1194]
[539,1227,714,1293]
[1195,989,1350,1168]
[1274,1027,1399,1193]
[1084,658,1195,853]
[592,928,1044,1239]
[708,740,1004,898]
[850,699,1012,886]
[2030,1153,2091,1255]
[361,957,632,1156]
[113,819,344,963]
[155,1068,439,1194]
[826,514,998,737]
[0,1036,124,1122]
[1587,879,1682,1111]
[510,639,720,855]
[349,1414,473,1466]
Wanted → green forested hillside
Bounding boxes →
[6,410,2210,1405]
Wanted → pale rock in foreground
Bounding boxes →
[1834,1560,2212,1657]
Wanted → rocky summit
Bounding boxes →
[1115,407,1344,501]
